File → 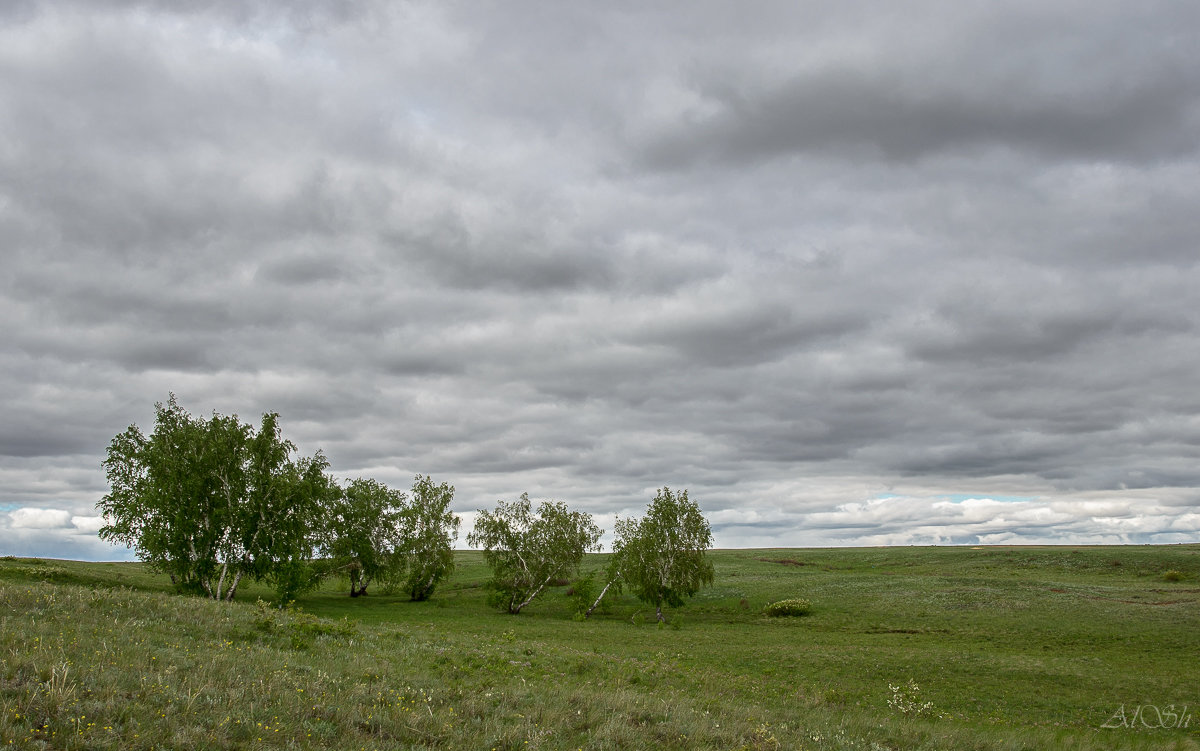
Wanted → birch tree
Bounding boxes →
[100,396,243,599]
[98,395,336,602]
[240,413,338,602]
[467,493,601,614]
[399,475,460,601]
[607,487,714,622]
[326,478,407,597]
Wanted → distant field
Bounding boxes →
[2,545,1198,749]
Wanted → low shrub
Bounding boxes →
[252,598,357,649]
[763,598,812,617]
[1162,569,1184,582]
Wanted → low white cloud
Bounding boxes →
[9,507,73,529]
[70,515,104,534]
[771,487,1198,547]
[0,507,133,560]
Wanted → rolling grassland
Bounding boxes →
[2,545,1197,749]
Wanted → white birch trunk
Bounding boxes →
[585,576,618,618]
[224,569,243,601]
[513,577,551,613]
[214,561,228,602]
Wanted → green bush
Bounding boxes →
[252,598,357,650]
[1162,569,1184,582]
[567,572,598,618]
[764,598,812,617]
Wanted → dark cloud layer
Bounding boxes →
[2,1,1199,557]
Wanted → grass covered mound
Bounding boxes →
[2,546,1199,750]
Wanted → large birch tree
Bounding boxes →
[98,395,336,601]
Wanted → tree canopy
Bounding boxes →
[325,477,408,597]
[608,487,714,621]
[323,475,460,600]
[99,399,717,620]
[99,395,338,601]
[467,493,602,614]
[399,475,460,601]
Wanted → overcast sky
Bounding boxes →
[3,1,1199,561]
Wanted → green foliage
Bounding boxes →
[259,449,340,603]
[1162,569,1183,581]
[326,478,408,597]
[98,395,338,602]
[324,474,460,601]
[467,493,601,614]
[399,475,460,601]
[610,487,714,620]
[567,572,599,620]
[253,599,358,650]
[763,598,812,617]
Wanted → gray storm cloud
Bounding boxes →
[1,1,1198,558]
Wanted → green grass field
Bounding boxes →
[2,545,1198,749]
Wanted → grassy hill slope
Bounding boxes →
[2,546,1198,750]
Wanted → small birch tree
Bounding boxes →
[326,478,408,597]
[399,475,460,601]
[608,487,714,622]
[467,493,601,614]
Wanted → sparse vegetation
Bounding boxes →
[2,545,1198,750]
[887,678,936,717]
